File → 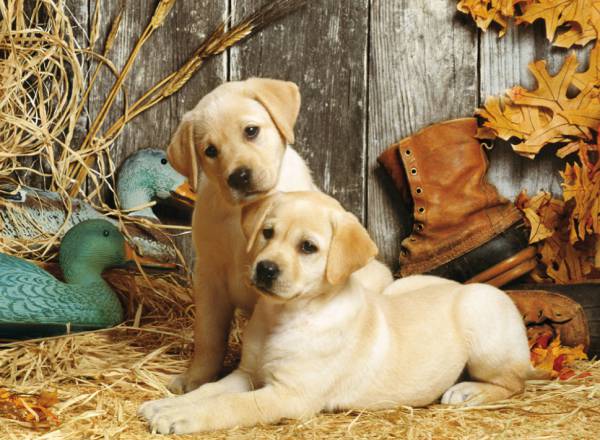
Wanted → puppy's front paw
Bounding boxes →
[168,372,204,394]
[138,396,184,421]
[441,382,484,406]
[144,403,207,435]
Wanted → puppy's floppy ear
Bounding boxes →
[245,78,300,144]
[326,212,378,285]
[241,193,281,253]
[167,112,200,191]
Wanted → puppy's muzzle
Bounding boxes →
[255,260,280,291]
[227,167,252,192]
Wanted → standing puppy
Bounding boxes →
[139,191,530,435]
[165,78,316,393]
[163,78,392,394]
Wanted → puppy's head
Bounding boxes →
[167,78,301,204]
[241,192,378,301]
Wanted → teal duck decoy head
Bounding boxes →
[0,219,133,339]
[0,148,196,265]
[116,148,195,219]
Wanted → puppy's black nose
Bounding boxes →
[227,167,252,191]
[256,260,280,287]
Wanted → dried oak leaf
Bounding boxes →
[477,52,600,158]
[573,40,600,90]
[530,335,588,379]
[515,187,597,283]
[561,159,600,243]
[457,0,525,35]
[0,388,60,429]
[516,0,596,41]
[555,2,600,48]
[518,191,561,243]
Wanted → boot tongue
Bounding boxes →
[377,145,412,206]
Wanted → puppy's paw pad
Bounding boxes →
[441,382,482,406]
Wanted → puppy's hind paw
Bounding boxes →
[441,382,483,406]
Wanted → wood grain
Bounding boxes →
[230,0,370,220]
[367,0,478,269]
[86,0,227,263]
[57,0,587,274]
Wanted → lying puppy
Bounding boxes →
[163,78,392,393]
[139,191,530,434]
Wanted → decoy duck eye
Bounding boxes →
[300,240,318,254]
[245,126,259,139]
[205,145,218,158]
[103,230,110,237]
[160,158,168,165]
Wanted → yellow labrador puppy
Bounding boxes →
[163,78,392,393]
[139,191,530,435]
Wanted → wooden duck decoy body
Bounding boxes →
[0,220,128,338]
[0,149,195,264]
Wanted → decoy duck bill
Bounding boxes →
[123,240,176,269]
[170,181,196,207]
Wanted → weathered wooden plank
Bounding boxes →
[229,0,369,220]
[87,0,227,263]
[367,0,479,270]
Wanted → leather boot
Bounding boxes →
[508,283,598,355]
[378,118,536,287]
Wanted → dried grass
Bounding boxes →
[1,288,599,440]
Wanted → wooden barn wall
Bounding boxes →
[62,0,575,271]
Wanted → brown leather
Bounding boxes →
[507,290,590,351]
[377,146,412,206]
[378,118,522,276]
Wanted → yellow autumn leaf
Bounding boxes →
[477,52,599,157]
[459,0,600,47]
[457,0,521,35]
[553,0,600,47]
[523,207,554,242]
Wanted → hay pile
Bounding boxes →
[1,308,599,439]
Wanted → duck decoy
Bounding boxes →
[0,149,196,265]
[116,148,195,219]
[0,219,138,339]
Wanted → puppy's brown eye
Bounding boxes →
[205,145,218,158]
[245,126,259,139]
[300,240,318,254]
[262,227,274,239]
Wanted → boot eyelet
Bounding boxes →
[415,223,424,231]
[418,207,425,213]
[405,149,412,156]
[400,247,409,256]
[416,187,423,194]
[410,168,417,175]
[409,237,416,242]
